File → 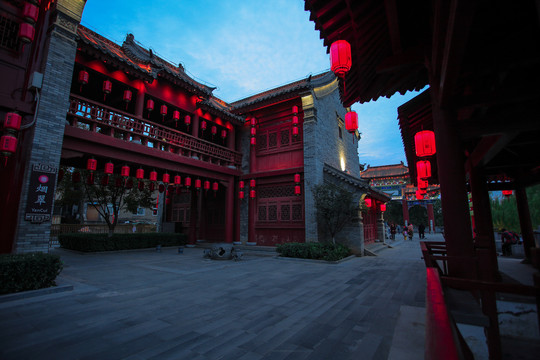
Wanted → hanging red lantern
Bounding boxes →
[185,176,191,188]
[250,137,256,146]
[250,127,256,136]
[136,168,144,179]
[211,126,217,136]
[203,180,210,191]
[294,185,301,196]
[419,188,427,195]
[250,189,256,199]
[121,165,130,177]
[103,80,112,94]
[78,70,89,86]
[149,170,157,182]
[0,135,17,156]
[416,160,431,179]
[250,117,257,127]
[502,190,513,197]
[201,120,207,131]
[239,191,245,199]
[23,3,39,24]
[294,173,301,183]
[221,129,227,139]
[160,105,167,118]
[162,173,170,184]
[185,115,191,126]
[416,190,424,200]
[330,40,352,79]
[365,198,372,207]
[173,110,180,126]
[195,179,202,190]
[18,23,35,43]
[239,180,245,189]
[86,158,97,172]
[4,113,22,133]
[414,130,436,157]
[146,99,154,112]
[123,90,132,103]
[292,116,299,125]
[380,203,387,212]
[250,179,256,188]
[292,106,298,115]
[212,181,218,192]
[174,175,182,185]
[292,126,299,137]
[104,161,114,174]
[417,177,428,190]
[345,111,358,134]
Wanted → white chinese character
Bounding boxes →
[35,195,46,205]
[36,184,48,193]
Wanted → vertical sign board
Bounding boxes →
[24,164,58,223]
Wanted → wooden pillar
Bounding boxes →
[227,126,236,150]
[135,85,145,119]
[515,181,535,261]
[402,199,409,226]
[225,178,234,243]
[188,188,198,245]
[192,115,200,138]
[427,203,435,233]
[248,193,257,244]
[469,165,499,281]
[234,180,241,243]
[198,190,206,241]
[431,101,476,278]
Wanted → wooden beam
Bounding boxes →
[468,132,519,169]
[384,0,402,54]
[376,45,425,74]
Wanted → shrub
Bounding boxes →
[58,232,187,252]
[276,242,351,261]
[0,252,63,295]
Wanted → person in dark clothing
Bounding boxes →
[418,224,425,239]
[501,229,517,256]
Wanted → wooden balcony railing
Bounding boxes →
[67,95,242,167]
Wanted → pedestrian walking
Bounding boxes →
[418,223,425,239]
[407,223,414,240]
[390,223,396,240]
[402,227,408,241]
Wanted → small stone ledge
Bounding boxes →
[274,254,357,264]
[0,285,74,304]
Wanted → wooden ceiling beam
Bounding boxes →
[384,0,402,54]
[376,45,425,74]
[468,132,518,169]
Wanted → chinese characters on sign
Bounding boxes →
[24,163,57,223]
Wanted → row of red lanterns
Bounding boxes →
[238,179,256,199]
[18,1,40,44]
[248,117,257,146]
[364,198,386,212]
[292,106,300,137]
[414,130,436,200]
[0,112,22,160]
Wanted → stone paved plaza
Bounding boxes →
[0,237,434,360]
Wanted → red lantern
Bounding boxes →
[123,90,132,103]
[380,203,387,212]
[136,168,144,179]
[86,158,97,172]
[502,190,513,197]
[211,126,217,136]
[23,3,39,23]
[78,70,89,85]
[419,188,427,195]
[345,111,358,134]
[365,198,372,207]
[292,126,299,137]
[239,181,245,189]
[330,40,352,78]
[203,180,210,191]
[104,161,114,174]
[250,127,256,136]
[212,181,218,192]
[103,80,112,94]
[250,137,256,146]
[185,115,191,126]
[416,190,424,200]
[185,176,191,188]
[162,173,170,184]
[417,177,428,190]
[292,105,298,115]
[414,130,436,157]
[294,174,301,183]
[121,165,130,177]
[250,117,256,127]
[149,170,157,182]
[294,185,301,196]
[160,105,167,117]
[201,120,207,131]
[173,111,180,126]
[292,116,299,125]
[4,113,22,132]
[174,175,182,185]
[416,160,431,179]
[0,135,17,155]
[18,23,35,43]
[221,129,227,139]
[239,191,245,199]
[195,179,202,190]
[250,179,256,188]
[146,99,154,112]
[250,189,256,199]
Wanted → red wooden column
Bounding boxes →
[431,101,476,278]
[469,165,499,281]
[135,86,145,118]
[188,188,198,245]
[234,180,241,243]
[515,181,535,261]
[224,177,235,243]
[192,114,200,138]
[248,134,257,244]
[402,199,409,226]
[427,203,435,233]
[227,126,235,150]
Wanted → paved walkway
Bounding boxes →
[1,232,533,360]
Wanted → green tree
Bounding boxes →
[384,200,403,226]
[313,183,361,244]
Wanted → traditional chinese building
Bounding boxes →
[0,0,387,254]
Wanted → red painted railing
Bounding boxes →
[67,95,242,167]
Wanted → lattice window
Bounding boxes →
[268,205,277,221]
[0,15,19,51]
[259,185,296,198]
[280,204,290,221]
[292,204,302,221]
[257,134,267,151]
[268,132,278,148]
[258,206,267,221]
[280,129,290,146]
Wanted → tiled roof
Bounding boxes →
[360,163,409,179]
[197,97,245,126]
[230,72,334,113]
[323,163,390,202]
